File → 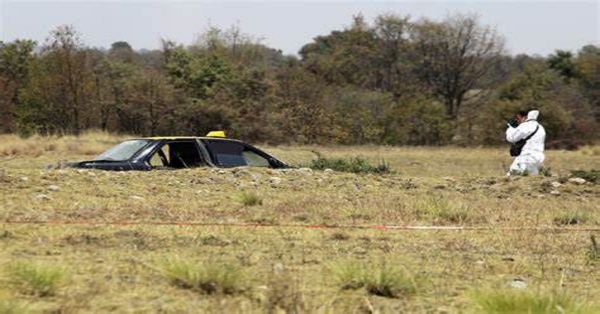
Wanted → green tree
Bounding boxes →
[548,50,576,80]
[0,40,36,132]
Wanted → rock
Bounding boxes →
[509,278,527,289]
[551,181,562,188]
[273,262,284,274]
[568,177,586,185]
[269,176,282,185]
[130,195,144,200]
[550,190,560,196]
[47,185,60,192]
[20,176,29,181]
[297,167,313,175]
[35,194,50,201]
[324,168,334,174]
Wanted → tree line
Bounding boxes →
[1,14,598,147]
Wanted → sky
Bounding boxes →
[0,0,598,56]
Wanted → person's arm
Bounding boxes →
[506,122,534,143]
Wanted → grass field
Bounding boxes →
[0,132,599,313]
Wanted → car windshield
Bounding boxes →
[94,140,150,161]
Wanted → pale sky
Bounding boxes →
[1,0,598,56]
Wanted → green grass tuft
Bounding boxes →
[309,156,391,174]
[329,260,366,290]
[5,262,68,297]
[364,265,417,298]
[238,191,263,206]
[472,289,592,314]
[415,196,475,224]
[570,169,600,183]
[588,235,599,262]
[329,260,416,298]
[553,211,589,226]
[0,299,31,314]
[160,258,246,294]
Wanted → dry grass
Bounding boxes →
[0,134,598,312]
[471,289,593,314]
[0,130,124,158]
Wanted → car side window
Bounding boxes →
[149,146,169,167]
[205,141,247,167]
[242,150,270,167]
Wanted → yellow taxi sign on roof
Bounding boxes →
[206,130,226,138]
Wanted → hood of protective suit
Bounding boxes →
[527,110,539,121]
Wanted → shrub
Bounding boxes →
[570,169,600,184]
[160,258,246,294]
[5,262,68,297]
[309,156,391,174]
[238,191,263,206]
[472,289,592,314]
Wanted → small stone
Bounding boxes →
[297,167,313,175]
[324,169,334,174]
[568,177,586,185]
[273,262,284,274]
[48,185,60,192]
[20,177,29,181]
[550,190,560,196]
[551,181,562,188]
[510,278,527,289]
[35,194,50,201]
[269,177,282,185]
[130,195,144,200]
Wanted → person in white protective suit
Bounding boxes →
[505,110,546,175]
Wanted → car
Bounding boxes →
[69,131,289,171]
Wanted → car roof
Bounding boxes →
[133,136,243,142]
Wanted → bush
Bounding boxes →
[5,262,68,297]
[309,156,391,174]
[472,289,592,313]
[160,258,246,294]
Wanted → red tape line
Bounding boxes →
[1,220,599,232]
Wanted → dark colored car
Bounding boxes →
[70,134,289,171]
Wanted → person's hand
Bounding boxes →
[507,118,519,128]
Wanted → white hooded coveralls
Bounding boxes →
[505,110,546,175]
